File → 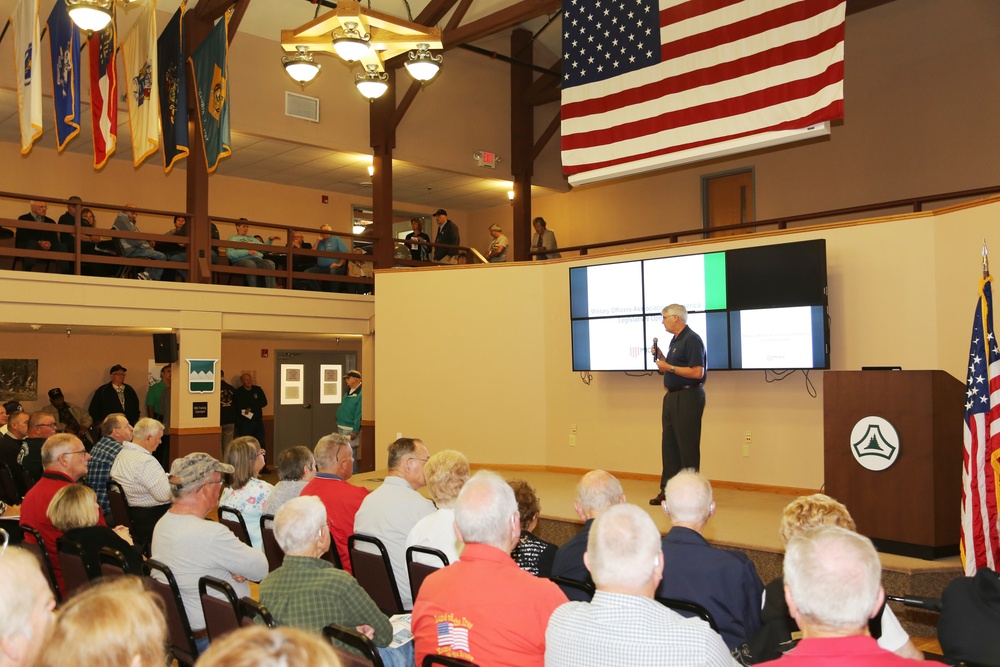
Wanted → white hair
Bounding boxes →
[587,504,661,590]
[454,470,517,550]
[0,547,47,641]
[274,496,327,555]
[663,469,712,524]
[783,526,882,632]
[576,470,624,515]
[132,417,164,443]
[662,303,688,323]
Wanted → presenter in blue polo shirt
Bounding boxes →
[650,304,707,506]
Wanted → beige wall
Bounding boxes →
[375,196,1000,488]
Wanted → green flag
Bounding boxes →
[188,8,231,172]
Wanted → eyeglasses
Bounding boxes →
[62,449,88,457]
[38,422,57,428]
[257,450,266,457]
[409,457,429,465]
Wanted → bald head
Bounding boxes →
[454,470,519,551]
[574,470,625,520]
[586,504,663,596]
[662,469,714,530]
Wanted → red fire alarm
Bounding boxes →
[322,195,329,204]
[261,349,269,358]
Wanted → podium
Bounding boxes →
[824,370,963,559]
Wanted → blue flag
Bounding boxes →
[157,3,189,173]
[46,0,80,151]
[188,8,231,173]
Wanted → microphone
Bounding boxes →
[651,338,659,361]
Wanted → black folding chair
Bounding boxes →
[550,575,596,602]
[423,656,480,667]
[0,463,23,504]
[239,597,277,628]
[18,522,61,603]
[56,536,96,597]
[406,545,449,601]
[260,514,284,571]
[106,480,133,530]
[145,559,198,666]
[199,576,242,642]
[218,505,252,547]
[349,534,404,615]
[656,596,719,632]
[323,623,384,667]
[97,546,131,579]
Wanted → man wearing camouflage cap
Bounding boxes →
[151,452,268,654]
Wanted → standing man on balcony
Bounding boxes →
[432,208,460,264]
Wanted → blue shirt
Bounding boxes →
[317,236,349,269]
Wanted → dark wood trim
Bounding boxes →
[443,0,561,49]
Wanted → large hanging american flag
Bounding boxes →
[961,257,1000,575]
[561,0,846,186]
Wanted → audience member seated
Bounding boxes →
[262,445,316,515]
[305,225,349,292]
[745,493,923,662]
[226,219,276,288]
[354,437,434,609]
[151,452,268,655]
[158,215,189,280]
[259,496,414,667]
[41,387,93,446]
[112,204,166,281]
[656,469,763,651]
[509,478,558,578]
[56,197,108,276]
[546,504,736,667]
[0,401,22,437]
[19,433,102,597]
[18,411,60,483]
[0,411,29,495]
[110,418,172,549]
[46,483,143,574]
[84,413,131,521]
[35,576,167,667]
[0,547,56,667]
[220,436,274,550]
[0,402,8,437]
[88,363,141,427]
[937,567,1000,666]
[301,434,368,573]
[758,527,920,666]
[274,231,315,289]
[551,469,626,600]
[412,470,567,666]
[195,626,343,667]
[16,200,69,273]
[406,449,470,564]
[347,248,373,294]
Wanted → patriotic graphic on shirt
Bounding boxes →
[561,0,847,186]
[960,249,1000,575]
[435,617,471,654]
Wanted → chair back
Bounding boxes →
[218,505,252,547]
[549,575,596,602]
[322,542,343,569]
[348,534,404,615]
[0,464,23,505]
[322,623,384,667]
[406,545,449,601]
[56,536,96,596]
[145,559,198,666]
[239,597,277,628]
[198,576,242,642]
[19,523,61,603]
[260,514,284,571]
[106,480,133,529]
[656,596,719,632]
[98,546,131,578]
[422,656,480,667]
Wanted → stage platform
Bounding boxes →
[354,466,963,636]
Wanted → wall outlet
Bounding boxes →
[744,432,752,443]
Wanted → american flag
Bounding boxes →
[89,18,118,169]
[436,621,470,652]
[961,272,1000,575]
[561,0,846,186]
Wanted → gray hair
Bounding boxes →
[41,433,80,466]
[273,496,328,556]
[100,413,127,437]
[133,417,164,443]
[314,433,351,470]
[454,470,517,549]
[588,504,662,590]
[0,547,49,641]
[784,526,882,632]
[576,470,624,515]
[662,303,688,323]
[663,469,712,524]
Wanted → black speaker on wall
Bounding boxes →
[153,333,179,364]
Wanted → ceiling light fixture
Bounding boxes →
[404,43,443,82]
[332,21,372,63]
[65,0,113,32]
[367,164,375,177]
[282,45,321,84]
[355,65,389,100]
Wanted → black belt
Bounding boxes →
[193,629,209,640]
[666,383,703,393]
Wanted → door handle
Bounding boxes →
[303,403,312,409]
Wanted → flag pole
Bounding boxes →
[984,240,990,279]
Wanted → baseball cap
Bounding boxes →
[110,364,127,374]
[48,388,64,400]
[169,453,234,493]
[346,370,362,380]
[433,208,447,217]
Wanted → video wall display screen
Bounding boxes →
[569,240,829,371]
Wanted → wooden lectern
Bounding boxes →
[824,370,963,559]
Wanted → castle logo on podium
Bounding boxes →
[187,359,218,394]
[849,416,900,471]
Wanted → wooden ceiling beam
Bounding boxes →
[414,0,461,27]
[442,0,561,50]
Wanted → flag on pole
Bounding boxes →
[88,17,117,169]
[11,0,42,154]
[189,8,232,173]
[157,2,189,173]
[45,0,80,151]
[961,248,1000,575]
[121,0,159,166]
[560,0,847,186]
